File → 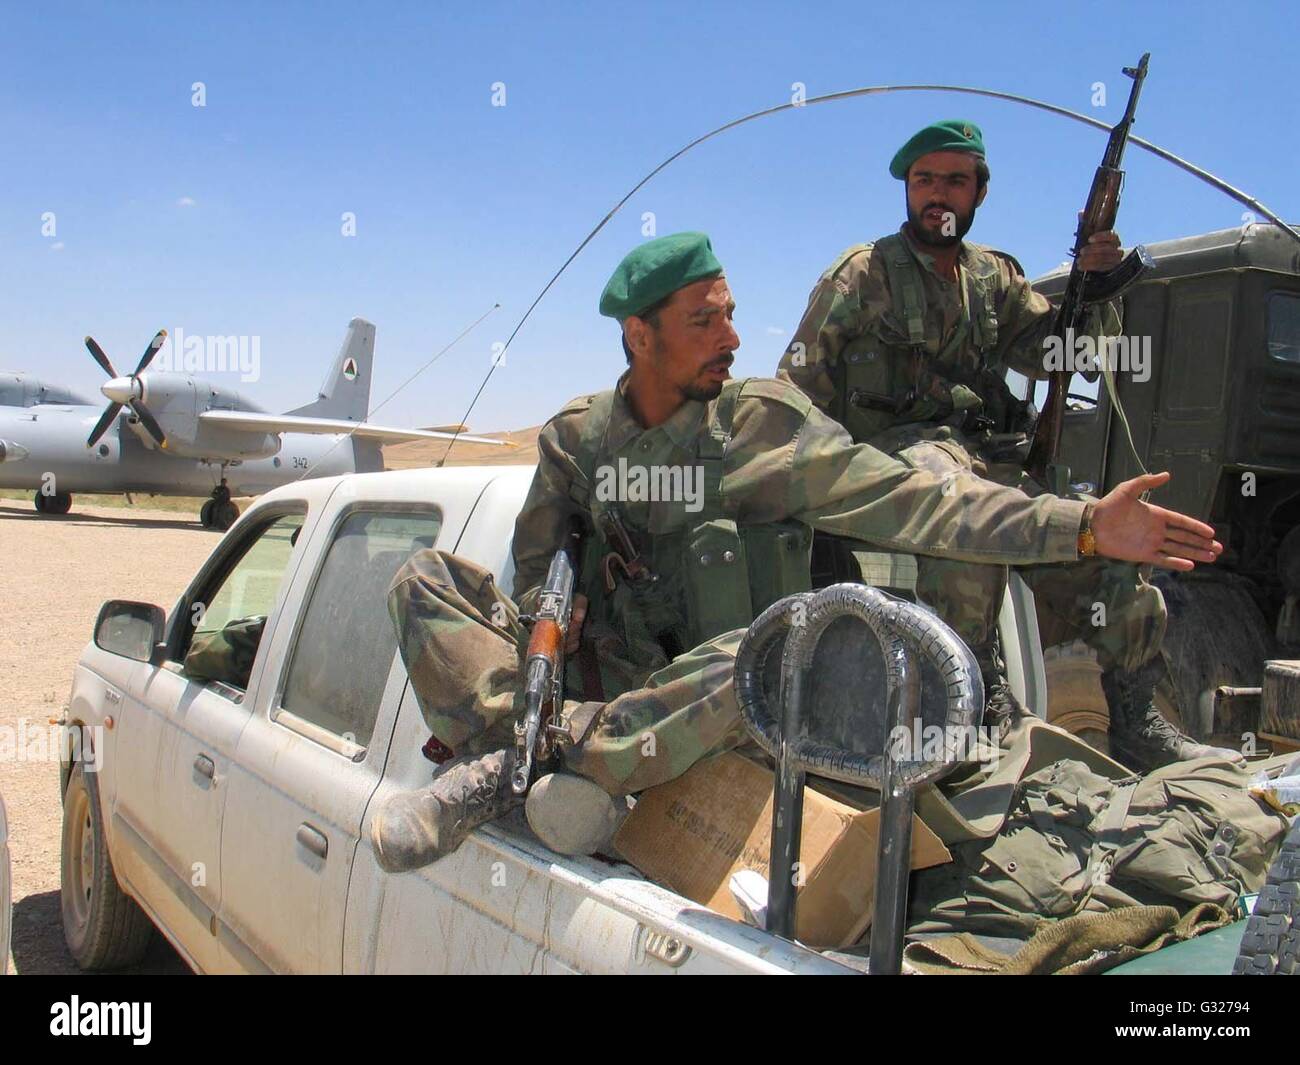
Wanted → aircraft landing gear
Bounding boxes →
[200,479,239,531]
[34,491,72,515]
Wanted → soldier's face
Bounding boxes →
[639,277,739,402]
[905,151,987,248]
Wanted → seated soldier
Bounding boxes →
[372,232,1225,873]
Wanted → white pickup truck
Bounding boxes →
[59,465,872,974]
[58,464,1294,975]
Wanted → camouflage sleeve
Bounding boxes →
[775,248,874,413]
[992,255,1122,383]
[725,379,1086,565]
[510,414,587,614]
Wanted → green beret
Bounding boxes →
[889,119,985,180]
[599,232,724,321]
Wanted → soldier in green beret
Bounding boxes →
[778,120,1233,772]
[372,232,1225,871]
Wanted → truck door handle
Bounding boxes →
[193,754,216,781]
[296,823,328,860]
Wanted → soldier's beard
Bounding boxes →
[650,333,731,402]
[682,355,733,401]
[907,200,976,248]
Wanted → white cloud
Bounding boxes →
[177,196,196,207]
[765,325,785,335]
[50,241,65,252]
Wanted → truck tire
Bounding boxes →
[60,761,154,970]
[1233,817,1300,975]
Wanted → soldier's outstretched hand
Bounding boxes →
[1091,472,1223,571]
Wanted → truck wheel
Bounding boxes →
[60,761,154,969]
[1043,640,1181,755]
[1233,818,1300,975]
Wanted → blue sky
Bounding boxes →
[1,0,1296,434]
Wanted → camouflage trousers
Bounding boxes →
[890,429,1166,676]
[388,549,749,797]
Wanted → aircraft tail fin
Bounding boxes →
[288,317,375,422]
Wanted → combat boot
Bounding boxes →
[972,639,1028,738]
[371,748,522,872]
[1101,661,1245,773]
[982,674,1030,739]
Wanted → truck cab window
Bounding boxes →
[182,513,305,690]
[1267,292,1300,364]
[279,510,441,748]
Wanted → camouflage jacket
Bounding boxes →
[777,227,1119,445]
[512,371,1087,630]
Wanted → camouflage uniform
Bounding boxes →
[776,228,1161,676]
[392,371,1090,798]
[182,615,267,690]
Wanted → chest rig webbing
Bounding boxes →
[567,380,812,660]
[835,233,1004,443]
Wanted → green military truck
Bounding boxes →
[1032,222,1300,754]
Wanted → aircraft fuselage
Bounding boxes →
[0,403,377,497]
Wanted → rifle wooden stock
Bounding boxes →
[524,617,563,661]
[511,543,576,795]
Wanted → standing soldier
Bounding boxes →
[373,232,1225,872]
[777,120,1235,771]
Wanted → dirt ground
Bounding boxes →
[1,497,219,974]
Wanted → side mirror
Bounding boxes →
[94,600,166,664]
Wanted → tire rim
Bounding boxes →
[64,784,93,933]
[1048,707,1112,753]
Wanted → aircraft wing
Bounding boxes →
[198,409,508,445]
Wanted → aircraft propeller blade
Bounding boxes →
[130,401,167,448]
[84,336,117,378]
[133,329,168,376]
[86,402,123,448]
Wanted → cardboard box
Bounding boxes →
[614,751,951,950]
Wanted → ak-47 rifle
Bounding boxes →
[510,531,579,795]
[1025,52,1155,494]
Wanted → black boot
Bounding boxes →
[371,748,522,872]
[973,638,1029,737]
[1101,660,1244,773]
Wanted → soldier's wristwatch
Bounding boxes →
[1078,503,1098,557]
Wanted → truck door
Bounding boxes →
[114,508,307,972]
[216,507,442,973]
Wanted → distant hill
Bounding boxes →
[383,426,541,470]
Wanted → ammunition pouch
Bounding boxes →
[573,381,815,659]
[683,516,813,644]
[834,233,1022,446]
